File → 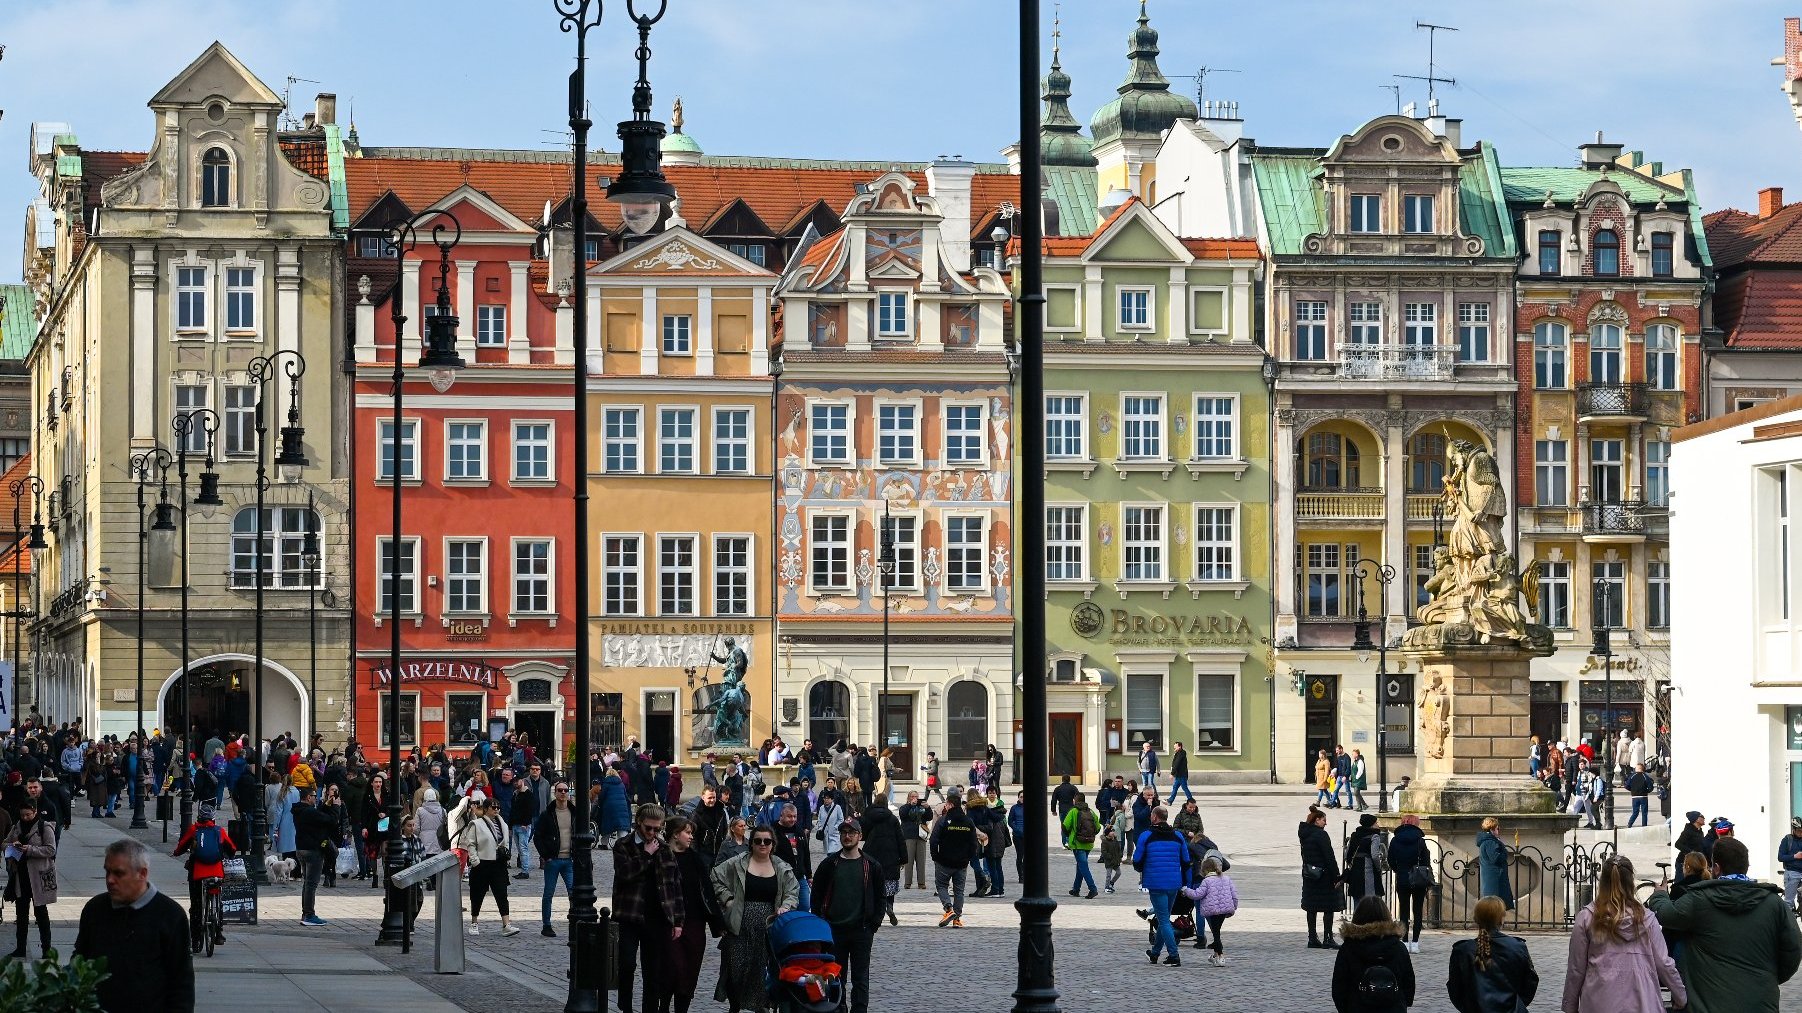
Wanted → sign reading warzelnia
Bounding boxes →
[1100,610,1253,647]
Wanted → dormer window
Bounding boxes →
[1651,232,1674,278]
[877,291,909,338]
[1403,194,1435,234]
[201,148,231,208]
[1538,230,1561,275]
[1593,228,1620,277]
[1350,194,1381,233]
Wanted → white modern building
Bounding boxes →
[1669,395,1802,878]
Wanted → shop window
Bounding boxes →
[379,693,419,749]
[592,693,625,749]
[1194,674,1235,751]
[946,682,988,760]
[446,693,485,746]
[809,681,850,747]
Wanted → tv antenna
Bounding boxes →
[1396,21,1456,106]
[280,75,321,130]
[1170,66,1241,107]
[1379,84,1402,114]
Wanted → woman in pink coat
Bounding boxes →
[1562,855,1686,1012]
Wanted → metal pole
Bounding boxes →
[177,436,193,836]
[308,488,317,756]
[1376,638,1388,814]
[1600,581,1615,846]
[379,225,411,949]
[132,463,149,829]
[249,387,270,886]
[10,499,18,723]
[881,502,891,761]
[1013,0,1058,1008]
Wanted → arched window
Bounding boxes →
[230,506,321,588]
[202,148,232,208]
[808,681,849,748]
[945,681,988,761]
[1409,433,1447,493]
[1301,433,1360,489]
[1592,228,1619,277]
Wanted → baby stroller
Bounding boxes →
[764,910,843,1013]
[1136,893,1197,944]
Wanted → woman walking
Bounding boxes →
[363,772,390,887]
[1315,750,1334,807]
[1475,817,1515,911]
[1388,814,1433,952]
[711,822,798,1013]
[3,795,55,959]
[1299,805,1344,949]
[1331,895,1415,1013]
[461,797,520,936]
[664,816,717,1013]
[1561,856,1684,1013]
[860,798,907,923]
[1447,895,1539,1013]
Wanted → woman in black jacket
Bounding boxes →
[1673,809,1707,864]
[1343,812,1381,903]
[1388,813,1433,951]
[1299,805,1344,948]
[1331,895,1415,1013]
[1446,895,1537,1013]
[858,799,907,925]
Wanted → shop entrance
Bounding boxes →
[879,692,915,776]
[1531,681,1563,747]
[643,690,677,761]
[512,711,555,757]
[159,657,306,745]
[1048,713,1081,777]
[1303,674,1339,771]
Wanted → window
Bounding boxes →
[1294,301,1327,360]
[1539,561,1571,629]
[809,403,850,465]
[356,234,391,258]
[377,536,419,615]
[1304,542,1358,618]
[1383,673,1415,754]
[876,403,918,465]
[1650,232,1674,278]
[511,422,552,482]
[1413,544,1434,609]
[878,513,920,593]
[201,148,231,208]
[1410,433,1447,493]
[1303,433,1360,489]
[378,419,419,481]
[225,268,255,332]
[445,539,487,613]
[590,693,625,750]
[657,535,696,616]
[1457,303,1490,362]
[1645,440,1670,507]
[1403,303,1437,346]
[229,507,321,588]
[661,314,692,355]
[1051,658,1079,683]
[1193,396,1236,459]
[1045,395,1086,459]
[1403,194,1434,233]
[1194,674,1235,751]
[1350,194,1380,233]
[809,514,851,592]
[1590,439,1624,502]
[445,693,485,746]
[943,403,985,465]
[946,682,989,760]
[1045,505,1086,581]
[583,238,600,262]
[603,535,641,616]
[513,539,553,614]
[1347,302,1382,346]
[1121,395,1163,460]
[1782,470,1792,621]
[603,408,640,474]
[1590,325,1623,384]
[1118,287,1152,329]
[378,694,419,749]
[1593,228,1620,277]
[1646,324,1679,391]
[945,515,987,592]
[1648,560,1671,629]
[0,439,26,474]
[223,384,257,456]
[658,408,697,474]
[476,305,507,347]
[1538,230,1561,275]
[876,292,909,336]
[713,409,750,475]
[726,242,767,266]
[808,681,850,749]
[1126,672,1163,749]
[177,266,207,331]
[1592,560,1625,628]
[1193,505,1237,582]
[1122,505,1165,582]
[446,421,486,480]
[1534,322,1568,389]
[1534,440,1568,506]
[713,536,751,616]
[174,384,210,454]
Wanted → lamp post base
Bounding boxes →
[377,829,411,949]
[178,789,193,836]
[564,837,601,1013]
[248,803,270,885]
[129,787,149,829]
[1011,894,1061,1013]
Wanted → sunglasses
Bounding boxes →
[751,838,775,846]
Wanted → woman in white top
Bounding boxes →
[460,796,520,936]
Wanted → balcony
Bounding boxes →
[1577,382,1648,422]
[1296,487,1385,523]
[1405,493,1443,523]
[1338,343,1456,382]
[1580,499,1647,542]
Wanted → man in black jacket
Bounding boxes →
[76,838,193,1013]
[291,786,338,926]
[852,748,878,809]
[929,794,979,927]
[1624,763,1655,828]
[1051,775,1078,822]
[811,819,883,1013]
[772,801,814,910]
[690,786,729,865]
[1166,742,1192,804]
[532,782,576,937]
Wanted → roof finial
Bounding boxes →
[672,97,685,133]
[1052,3,1062,62]
[1139,0,1149,24]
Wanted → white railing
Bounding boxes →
[1337,343,1457,381]
[1296,489,1385,521]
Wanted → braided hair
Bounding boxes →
[1472,895,1506,968]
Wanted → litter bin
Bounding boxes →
[156,794,174,822]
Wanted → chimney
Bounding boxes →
[301,112,316,130]
[1761,186,1786,219]
[315,93,337,127]
[926,156,977,273]
[1579,130,1625,170]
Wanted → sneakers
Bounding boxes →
[1406,941,1420,954]
[1104,886,1116,894]
[500,925,520,937]
[951,918,964,928]
[300,915,328,927]
[1163,956,1181,967]
[1146,948,1158,965]
[542,924,557,938]
[938,908,956,928]
[466,924,480,937]
[1209,953,1227,966]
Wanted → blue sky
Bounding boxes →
[2,0,1800,281]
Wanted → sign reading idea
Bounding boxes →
[370,660,502,690]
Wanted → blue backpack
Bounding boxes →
[193,825,223,865]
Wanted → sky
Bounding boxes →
[2,0,1800,281]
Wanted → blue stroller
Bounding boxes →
[764,910,843,1013]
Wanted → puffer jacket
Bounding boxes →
[1299,820,1342,913]
[1182,874,1239,918]
[1447,929,1538,1013]
[1648,878,1801,1013]
[1132,824,1190,892]
[1331,919,1415,1013]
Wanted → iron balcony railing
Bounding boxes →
[1577,382,1649,418]
[1581,499,1647,536]
[1337,343,1456,381]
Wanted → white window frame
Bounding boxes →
[476,304,507,347]
[1045,503,1087,583]
[175,263,209,334]
[511,420,555,483]
[602,533,643,617]
[224,265,258,335]
[1592,560,1626,628]
[1045,393,1087,461]
[1117,286,1154,331]
[1590,438,1625,503]
[229,506,321,589]
[876,291,910,337]
[874,399,921,468]
[878,510,923,594]
[1192,503,1239,583]
[807,400,854,469]
[511,537,555,616]
[444,419,488,483]
[712,534,753,617]
[1191,666,1241,754]
[1540,560,1572,629]
[1403,193,1435,234]
[1646,324,1680,391]
[1403,302,1438,346]
[656,534,698,617]
[1120,393,1165,461]
[943,512,990,594]
[661,314,693,356]
[377,417,420,483]
[1648,559,1671,630]
[657,406,698,475]
[1457,302,1491,363]
[376,535,422,617]
[1192,394,1238,461]
[603,406,643,475]
[808,511,854,594]
[173,382,212,455]
[1535,322,1568,389]
[1350,194,1381,233]
[941,400,988,467]
[1044,283,1082,333]
[1590,324,1624,385]
[222,382,257,457]
[712,407,752,476]
[1294,300,1328,360]
[444,537,488,615]
[1348,302,1382,346]
[1187,285,1229,337]
[1123,666,1168,751]
[1534,439,1568,507]
[1645,439,1671,507]
[1121,503,1166,583]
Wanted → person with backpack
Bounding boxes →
[1133,805,1192,966]
[928,792,979,927]
[172,802,237,951]
[1331,895,1415,1013]
[1447,894,1538,1013]
[1182,855,1239,963]
[1344,812,1385,904]
[1061,793,1101,899]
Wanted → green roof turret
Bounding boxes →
[1089,0,1198,146]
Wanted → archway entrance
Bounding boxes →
[157,655,308,747]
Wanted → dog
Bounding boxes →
[264,854,297,882]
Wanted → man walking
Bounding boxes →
[509,762,547,880]
[772,802,814,910]
[533,781,576,937]
[1332,745,1353,809]
[1779,817,1802,915]
[1137,741,1159,791]
[810,818,884,1013]
[610,805,684,1013]
[1625,763,1655,829]
[1649,836,1800,1013]
[1061,792,1100,899]
[1134,806,1192,967]
[1165,742,1192,804]
[928,792,978,928]
[75,839,193,1013]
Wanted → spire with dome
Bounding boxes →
[1089,0,1199,146]
[1041,7,1098,168]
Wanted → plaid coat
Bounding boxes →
[610,835,683,926]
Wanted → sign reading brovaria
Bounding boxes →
[1101,610,1253,647]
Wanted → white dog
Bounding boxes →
[264,854,296,882]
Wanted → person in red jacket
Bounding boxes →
[172,804,237,952]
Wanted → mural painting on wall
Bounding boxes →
[809,303,847,348]
[866,229,923,275]
[942,304,979,347]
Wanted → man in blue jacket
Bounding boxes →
[1780,816,1802,911]
[1332,745,1353,809]
[1133,806,1192,967]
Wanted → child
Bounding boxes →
[1181,856,1239,965]
[1099,825,1125,894]
[1110,799,1133,862]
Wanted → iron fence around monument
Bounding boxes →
[1340,826,1613,932]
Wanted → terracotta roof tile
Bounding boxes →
[1712,268,1802,349]
[278,136,330,180]
[1704,204,1802,267]
[78,151,146,218]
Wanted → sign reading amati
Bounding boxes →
[370,660,501,690]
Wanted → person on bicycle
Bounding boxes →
[1780,816,1802,912]
[172,803,237,953]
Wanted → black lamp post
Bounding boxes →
[1591,578,1616,845]
[302,488,319,759]
[1352,559,1396,813]
[1013,1,1057,1009]
[554,2,673,1009]
[131,448,175,830]
[878,503,895,760]
[9,476,45,731]
[377,210,466,951]
[172,408,223,836]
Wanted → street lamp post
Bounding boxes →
[8,477,45,735]
[302,489,319,758]
[554,2,673,1008]
[1352,559,1397,813]
[131,448,175,830]
[878,503,895,760]
[1591,578,1617,847]
[377,211,466,951]
[172,408,223,836]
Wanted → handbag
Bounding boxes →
[1408,865,1436,890]
[1303,864,1325,881]
[489,816,512,865]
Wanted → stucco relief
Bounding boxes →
[602,634,752,670]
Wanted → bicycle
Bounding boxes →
[200,876,224,958]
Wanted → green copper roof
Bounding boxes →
[1046,164,1099,237]
[324,123,350,234]
[1089,1,1198,146]
[662,130,703,155]
[1250,153,1325,256]
[0,286,39,362]
[1042,35,1097,168]
[1499,165,1678,206]
[1682,169,1712,269]
[1460,142,1517,259]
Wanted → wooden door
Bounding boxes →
[880,692,915,776]
[1049,713,1082,778]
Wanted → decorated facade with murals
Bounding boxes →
[773,167,1015,776]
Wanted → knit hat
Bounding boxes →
[1685,810,1703,823]
[1359,812,1378,829]
[423,788,438,803]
